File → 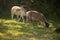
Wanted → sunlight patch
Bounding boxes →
[38,25,44,28]
[4,20,17,23]
[3,24,22,28]
[0,33,6,37]
[29,37,38,40]
[7,30,24,36]
[19,22,25,24]
[49,23,54,27]
[7,30,33,36]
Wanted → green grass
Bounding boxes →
[0,19,60,40]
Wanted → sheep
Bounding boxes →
[26,10,49,28]
[11,6,26,22]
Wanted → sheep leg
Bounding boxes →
[11,14,14,19]
[22,16,25,22]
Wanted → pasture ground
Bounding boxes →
[0,19,60,40]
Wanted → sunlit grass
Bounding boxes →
[0,33,6,37]
[0,19,60,40]
[49,22,54,27]
[3,23,22,28]
[6,30,33,36]
[4,20,17,23]
[0,19,25,28]
[7,30,23,36]
[29,37,38,40]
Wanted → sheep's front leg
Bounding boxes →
[19,16,22,21]
[11,14,14,19]
[22,16,25,22]
[17,15,21,21]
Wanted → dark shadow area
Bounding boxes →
[54,27,60,33]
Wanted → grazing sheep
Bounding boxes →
[26,10,49,28]
[11,6,26,22]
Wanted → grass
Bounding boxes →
[0,18,60,40]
